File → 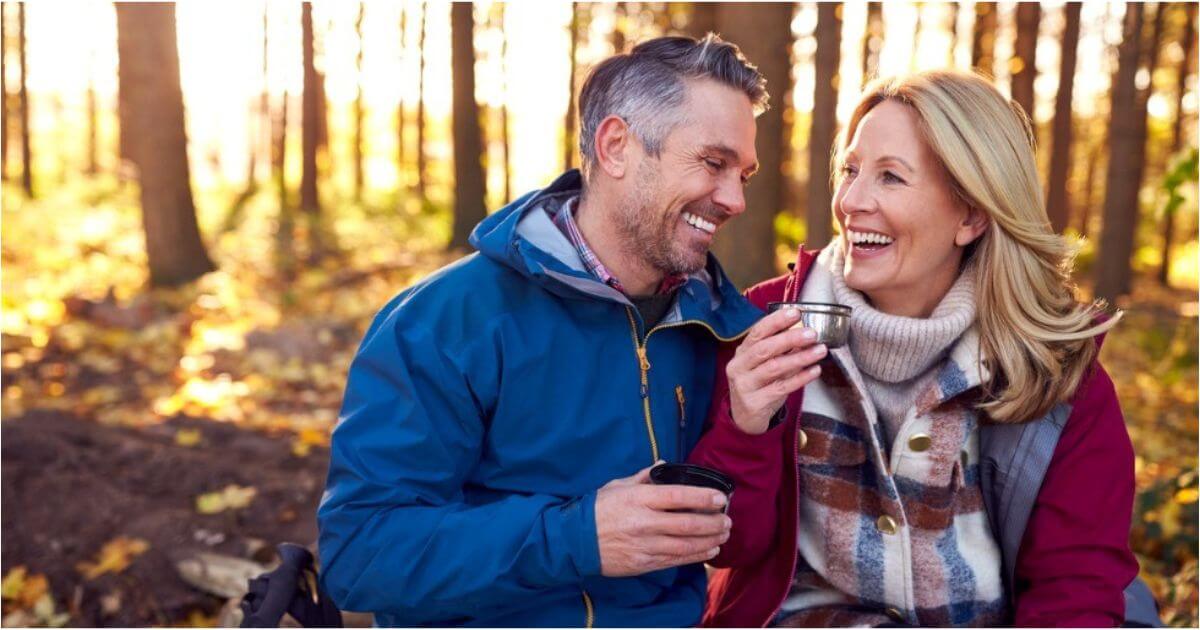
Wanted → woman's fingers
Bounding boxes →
[743,343,827,389]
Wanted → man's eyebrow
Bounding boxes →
[702,143,759,174]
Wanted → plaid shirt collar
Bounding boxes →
[551,195,688,296]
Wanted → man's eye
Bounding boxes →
[704,159,724,171]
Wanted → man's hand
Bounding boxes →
[594,464,731,577]
[727,308,826,435]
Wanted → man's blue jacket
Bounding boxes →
[317,170,762,626]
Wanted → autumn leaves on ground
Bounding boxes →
[0,178,454,626]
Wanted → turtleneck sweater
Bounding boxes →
[828,242,977,444]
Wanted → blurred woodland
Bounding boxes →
[0,1,1196,626]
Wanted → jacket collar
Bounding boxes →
[469,170,761,339]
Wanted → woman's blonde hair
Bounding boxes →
[834,70,1119,424]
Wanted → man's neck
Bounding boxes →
[575,192,663,296]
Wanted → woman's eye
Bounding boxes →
[840,165,858,178]
[882,171,905,185]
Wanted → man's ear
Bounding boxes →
[955,204,990,247]
[593,115,632,179]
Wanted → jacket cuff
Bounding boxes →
[710,399,788,453]
[548,490,602,579]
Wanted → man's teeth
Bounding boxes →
[847,230,895,246]
[683,212,716,234]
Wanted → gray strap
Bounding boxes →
[979,403,1070,599]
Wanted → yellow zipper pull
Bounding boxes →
[636,346,651,372]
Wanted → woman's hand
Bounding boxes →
[726,308,827,435]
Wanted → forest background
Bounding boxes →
[0,1,1196,626]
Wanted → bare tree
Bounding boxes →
[1161,2,1197,285]
[862,2,882,82]
[449,2,486,250]
[397,3,407,187]
[18,2,31,196]
[115,3,215,286]
[971,2,997,76]
[612,2,627,53]
[498,2,512,203]
[1,4,6,181]
[1011,3,1040,118]
[417,1,428,199]
[1045,2,1081,233]
[709,2,796,288]
[1094,3,1145,303]
[564,2,579,171]
[301,1,323,257]
[807,1,841,250]
[353,2,366,201]
[686,2,718,39]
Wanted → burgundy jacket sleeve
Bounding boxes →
[687,277,791,568]
[1013,362,1140,627]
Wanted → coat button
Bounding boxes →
[796,429,808,453]
[907,433,932,452]
[876,515,898,535]
[883,607,905,623]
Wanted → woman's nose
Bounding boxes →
[839,176,873,215]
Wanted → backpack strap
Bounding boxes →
[980,406,1162,626]
[978,403,1071,601]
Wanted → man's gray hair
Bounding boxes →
[577,34,769,180]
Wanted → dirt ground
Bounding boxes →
[1,410,331,627]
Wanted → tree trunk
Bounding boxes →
[18,2,31,197]
[115,3,215,287]
[686,2,718,40]
[86,62,98,176]
[611,2,627,54]
[301,2,323,257]
[911,2,923,72]
[416,1,429,199]
[862,2,882,82]
[807,2,841,251]
[1011,3,1040,118]
[498,3,512,203]
[1078,139,1102,240]
[1129,3,1166,200]
[1045,2,1080,233]
[1094,3,1144,303]
[449,2,486,250]
[564,2,579,172]
[1,4,7,181]
[397,3,406,188]
[274,88,294,277]
[1160,3,1196,285]
[971,2,997,76]
[353,2,365,201]
[709,2,796,289]
[947,2,960,66]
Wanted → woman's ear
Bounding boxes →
[955,205,990,247]
[593,115,631,179]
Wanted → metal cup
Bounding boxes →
[766,301,851,349]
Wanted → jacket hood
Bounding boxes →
[469,169,762,338]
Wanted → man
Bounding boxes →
[318,35,768,627]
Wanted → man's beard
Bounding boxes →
[612,161,711,278]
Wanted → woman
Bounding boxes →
[688,71,1142,627]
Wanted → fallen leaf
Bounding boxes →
[76,537,149,580]
[195,485,257,515]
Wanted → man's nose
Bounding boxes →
[712,177,746,217]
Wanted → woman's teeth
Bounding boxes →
[847,230,895,247]
[683,212,716,234]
